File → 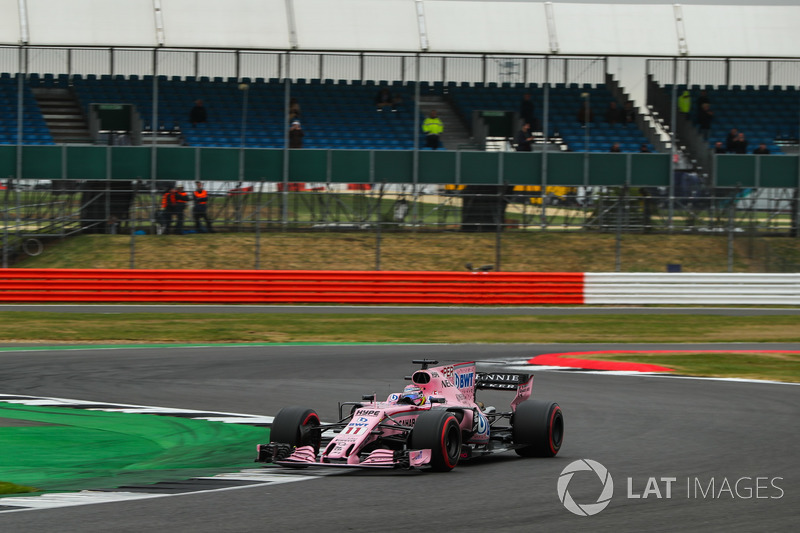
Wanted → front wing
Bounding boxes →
[256,444,432,469]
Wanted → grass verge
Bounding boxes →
[15,232,800,272]
[0,481,38,495]
[1,312,799,344]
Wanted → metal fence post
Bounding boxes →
[616,186,624,272]
[728,189,736,272]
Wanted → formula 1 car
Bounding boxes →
[255,360,563,471]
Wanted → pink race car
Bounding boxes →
[256,360,563,471]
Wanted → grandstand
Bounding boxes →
[0,0,798,255]
[0,2,795,162]
[658,84,798,155]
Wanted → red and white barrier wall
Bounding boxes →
[584,273,800,305]
[0,270,797,305]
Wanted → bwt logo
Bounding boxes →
[454,372,474,389]
[557,459,614,516]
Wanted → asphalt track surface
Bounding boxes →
[0,342,798,532]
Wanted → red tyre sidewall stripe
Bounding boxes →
[441,416,456,468]
[302,413,319,426]
[548,406,561,455]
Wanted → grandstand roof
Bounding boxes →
[0,0,798,59]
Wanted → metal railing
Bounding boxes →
[3,181,798,271]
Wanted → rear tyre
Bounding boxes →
[513,400,563,457]
[410,411,462,471]
[270,406,321,453]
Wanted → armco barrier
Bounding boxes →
[584,273,800,305]
[1,270,798,305]
[0,270,585,304]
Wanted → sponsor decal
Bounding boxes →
[355,409,381,417]
[395,417,416,427]
[357,417,369,423]
[480,373,527,384]
[475,411,489,435]
[441,366,454,382]
[455,372,474,389]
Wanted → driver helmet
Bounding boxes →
[400,385,425,406]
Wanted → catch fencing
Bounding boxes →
[0,269,798,305]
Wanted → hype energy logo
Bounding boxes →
[557,459,614,516]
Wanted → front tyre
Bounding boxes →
[410,410,462,471]
[513,400,563,457]
[270,406,321,453]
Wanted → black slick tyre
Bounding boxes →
[512,400,564,457]
[410,410,462,471]
[270,406,321,452]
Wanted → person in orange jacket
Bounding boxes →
[158,185,176,234]
[172,185,189,234]
[192,181,214,233]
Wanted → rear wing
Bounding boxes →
[476,372,533,410]
[476,372,531,390]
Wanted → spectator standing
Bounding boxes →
[519,93,538,131]
[289,120,304,148]
[577,102,594,125]
[696,90,710,111]
[192,181,214,233]
[609,142,622,153]
[422,110,444,149]
[622,101,636,124]
[725,128,739,153]
[605,102,624,124]
[639,144,651,153]
[714,141,726,154]
[678,90,691,115]
[697,102,713,140]
[189,99,207,127]
[731,132,748,154]
[515,123,534,152]
[753,143,770,155]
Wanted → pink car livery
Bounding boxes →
[256,360,563,471]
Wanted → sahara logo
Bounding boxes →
[557,459,614,516]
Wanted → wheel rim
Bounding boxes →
[299,414,321,451]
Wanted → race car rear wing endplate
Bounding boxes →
[476,372,531,391]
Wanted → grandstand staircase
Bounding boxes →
[418,95,477,150]
[32,87,92,144]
